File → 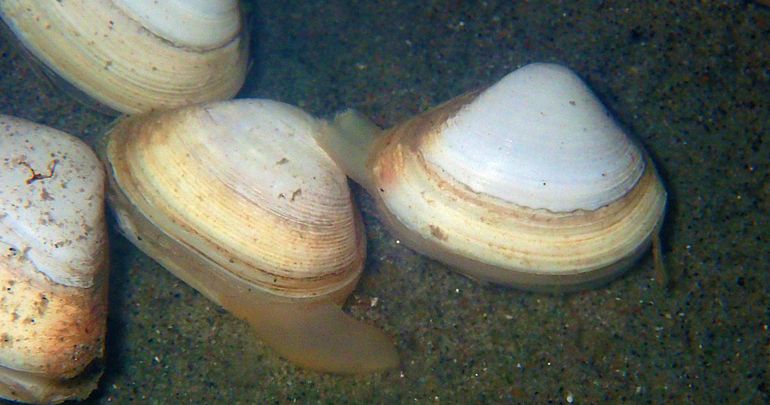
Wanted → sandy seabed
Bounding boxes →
[1,1,768,403]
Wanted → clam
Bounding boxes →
[101,99,398,374]
[1,115,108,404]
[0,0,248,114]
[317,63,667,291]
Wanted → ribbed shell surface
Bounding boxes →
[374,135,665,278]
[0,0,248,113]
[106,100,364,298]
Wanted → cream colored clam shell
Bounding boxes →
[0,115,108,404]
[106,100,364,299]
[0,0,247,114]
[103,100,398,374]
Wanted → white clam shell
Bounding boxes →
[425,63,645,212]
[0,0,248,114]
[0,120,106,289]
[115,0,241,49]
[319,63,667,291]
[0,115,108,404]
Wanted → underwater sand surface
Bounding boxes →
[1,1,768,403]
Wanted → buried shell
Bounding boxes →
[0,0,248,114]
[318,63,667,291]
[0,115,108,404]
[101,99,398,374]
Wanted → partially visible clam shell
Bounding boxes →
[0,115,108,404]
[0,0,248,114]
[102,100,398,373]
[114,0,241,50]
